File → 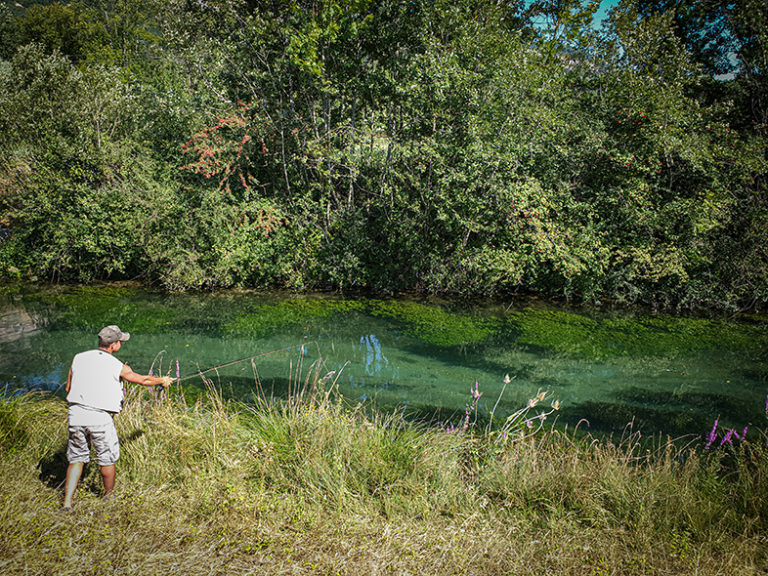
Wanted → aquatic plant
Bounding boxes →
[367,300,499,347]
[226,298,502,348]
[25,285,179,333]
[225,299,365,338]
[508,307,768,360]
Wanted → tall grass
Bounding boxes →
[1,365,767,575]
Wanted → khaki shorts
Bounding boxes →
[67,421,120,466]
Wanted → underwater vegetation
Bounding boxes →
[507,307,768,360]
[3,285,767,441]
[225,299,367,338]
[365,300,500,347]
[22,285,179,333]
[9,285,767,362]
[224,298,500,348]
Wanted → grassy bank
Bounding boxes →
[1,372,767,575]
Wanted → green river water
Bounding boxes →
[1,284,766,438]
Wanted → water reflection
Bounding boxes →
[0,303,41,342]
[361,334,388,376]
[349,334,397,393]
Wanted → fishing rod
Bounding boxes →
[176,341,318,383]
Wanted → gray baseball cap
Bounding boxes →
[98,325,130,344]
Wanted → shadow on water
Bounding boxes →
[181,374,461,425]
[617,387,761,417]
[181,375,307,404]
[175,367,763,439]
[564,402,713,437]
[400,339,545,384]
[564,386,764,437]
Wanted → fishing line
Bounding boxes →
[176,341,319,383]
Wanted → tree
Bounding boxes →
[15,2,107,63]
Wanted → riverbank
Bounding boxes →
[2,379,767,575]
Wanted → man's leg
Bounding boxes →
[64,426,90,510]
[100,464,116,497]
[92,423,119,498]
[63,462,84,509]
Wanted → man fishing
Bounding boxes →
[62,325,173,510]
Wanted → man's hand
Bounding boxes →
[161,376,173,387]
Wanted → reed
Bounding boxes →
[1,369,766,575]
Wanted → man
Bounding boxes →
[62,325,173,510]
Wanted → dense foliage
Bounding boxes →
[0,0,766,309]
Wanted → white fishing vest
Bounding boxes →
[67,349,125,413]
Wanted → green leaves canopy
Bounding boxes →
[0,0,765,309]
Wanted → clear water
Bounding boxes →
[1,284,766,437]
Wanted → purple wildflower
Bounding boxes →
[705,419,719,449]
[176,360,180,381]
[720,428,734,447]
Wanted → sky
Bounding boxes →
[525,0,623,31]
[593,0,622,28]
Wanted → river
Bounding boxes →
[1,284,766,438]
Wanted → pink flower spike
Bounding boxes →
[705,419,719,449]
[176,360,180,380]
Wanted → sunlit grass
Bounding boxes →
[1,367,767,575]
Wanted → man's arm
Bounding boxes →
[65,367,72,394]
[120,365,173,387]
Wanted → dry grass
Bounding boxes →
[1,375,767,575]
